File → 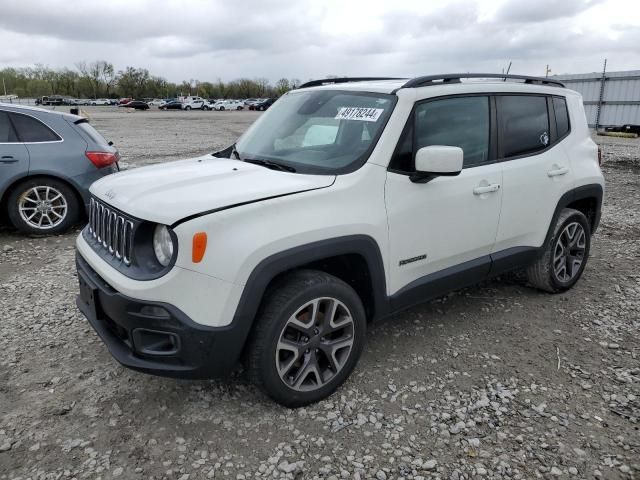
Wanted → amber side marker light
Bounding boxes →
[192,232,207,263]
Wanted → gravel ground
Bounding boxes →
[0,107,638,480]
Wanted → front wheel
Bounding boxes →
[7,178,80,235]
[526,208,591,293]
[246,270,366,407]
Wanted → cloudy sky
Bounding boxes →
[1,0,639,83]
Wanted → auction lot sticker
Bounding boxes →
[335,107,384,122]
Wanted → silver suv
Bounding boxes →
[0,104,119,234]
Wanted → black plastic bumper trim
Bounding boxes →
[75,253,243,378]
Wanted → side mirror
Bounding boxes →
[411,145,463,183]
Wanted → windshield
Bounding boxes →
[235,90,395,174]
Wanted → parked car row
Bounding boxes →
[34,96,277,111]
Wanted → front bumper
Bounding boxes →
[75,254,245,378]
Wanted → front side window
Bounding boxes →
[415,96,490,167]
[235,90,395,174]
[0,111,19,142]
[389,96,490,171]
[9,113,61,142]
[499,95,549,158]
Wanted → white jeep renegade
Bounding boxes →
[76,74,604,407]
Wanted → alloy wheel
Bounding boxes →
[18,186,68,230]
[553,221,586,282]
[276,297,355,392]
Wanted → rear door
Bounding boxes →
[0,110,29,195]
[493,94,574,254]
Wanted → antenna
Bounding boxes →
[504,61,512,81]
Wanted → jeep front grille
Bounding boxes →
[88,198,134,265]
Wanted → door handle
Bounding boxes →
[0,156,17,164]
[473,184,500,195]
[547,166,569,177]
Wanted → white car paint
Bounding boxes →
[211,100,244,111]
[78,78,604,328]
[89,157,335,225]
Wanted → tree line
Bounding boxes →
[0,60,302,99]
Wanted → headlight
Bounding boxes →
[153,225,174,267]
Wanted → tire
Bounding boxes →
[220,106,225,111]
[246,269,367,407]
[7,177,80,235]
[526,208,591,293]
[185,106,191,111]
[237,106,243,110]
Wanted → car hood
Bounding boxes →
[90,156,335,225]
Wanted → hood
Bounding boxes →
[90,156,335,225]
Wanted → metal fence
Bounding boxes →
[552,70,640,128]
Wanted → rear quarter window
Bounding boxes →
[9,112,61,142]
[553,97,570,139]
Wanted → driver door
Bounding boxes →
[385,95,503,297]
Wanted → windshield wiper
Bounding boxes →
[244,158,296,173]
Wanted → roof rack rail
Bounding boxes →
[400,73,565,89]
[298,77,404,89]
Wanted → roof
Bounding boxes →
[297,74,567,94]
[0,103,83,122]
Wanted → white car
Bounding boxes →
[182,98,206,110]
[76,74,604,407]
[147,99,165,107]
[90,99,110,106]
[211,100,244,111]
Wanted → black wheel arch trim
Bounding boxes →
[228,235,388,363]
[542,183,603,249]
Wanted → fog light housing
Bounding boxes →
[132,328,180,356]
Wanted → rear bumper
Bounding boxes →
[71,164,118,208]
[75,254,244,378]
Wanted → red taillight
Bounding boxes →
[86,151,119,168]
[597,147,602,166]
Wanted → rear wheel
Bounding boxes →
[246,270,366,407]
[526,208,591,293]
[220,106,225,111]
[7,178,80,235]
[185,105,192,111]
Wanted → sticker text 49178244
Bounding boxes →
[335,107,384,122]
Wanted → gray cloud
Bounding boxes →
[494,0,603,23]
[0,0,638,83]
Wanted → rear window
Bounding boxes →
[499,95,549,158]
[9,112,61,142]
[0,111,19,142]
[553,97,570,138]
[76,121,110,148]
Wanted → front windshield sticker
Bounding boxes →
[335,107,384,122]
